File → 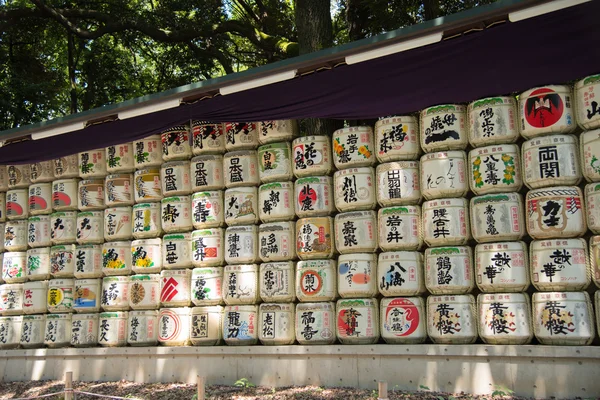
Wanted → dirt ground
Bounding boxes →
[0,380,529,400]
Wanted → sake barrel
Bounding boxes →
[378,251,426,297]
[7,164,31,189]
[378,206,423,251]
[380,297,427,344]
[53,155,79,179]
[30,160,54,184]
[470,193,525,243]
[132,202,163,239]
[258,120,298,145]
[333,167,376,212]
[28,183,52,215]
[469,145,522,195]
[522,135,581,189]
[590,236,600,288]
[44,313,72,347]
[260,261,295,303]
[134,168,162,203]
[47,278,74,313]
[77,179,104,211]
[0,166,7,192]
[332,126,376,169]
[468,96,519,147]
[420,151,468,200]
[222,304,258,345]
[225,225,258,265]
[101,276,129,311]
[581,129,600,182]
[296,217,335,260]
[78,149,106,178]
[224,187,259,226]
[160,161,191,197]
[294,176,334,218]
[530,238,590,291]
[70,313,99,347]
[258,182,295,222]
[576,74,600,130]
[425,246,474,295]
[0,316,22,349]
[295,302,336,344]
[478,292,533,345]
[336,298,379,344]
[596,291,600,337]
[191,228,224,267]
[375,116,420,162]
[97,311,128,347]
[427,294,477,344]
[23,280,48,314]
[259,302,295,345]
[191,267,223,306]
[532,291,594,345]
[127,310,158,346]
[191,121,226,155]
[192,190,225,229]
[160,269,192,307]
[158,307,191,346]
[160,196,192,233]
[0,283,23,315]
[106,142,134,173]
[292,135,333,178]
[131,238,162,274]
[6,188,29,220]
[103,207,132,241]
[422,198,470,247]
[162,232,192,269]
[161,125,192,161]
[296,259,337,302]
[420,104,468,152]
[475,241,529,292]
[0,193,5,222]
[27,216,51,248]
[76,211,104,244]
[377,161,421,206]
[102,241,132,276]
[21,314,46,348]
[258,222,295,262]
[52,178,79,211]
[225,122,259,151]
[129,274,160,310]
[519,85,576,138]
[133,135,163,168]
[5,219,28,251]
[223,264,259,305]
[73,244,103,279]
[50,244,76,278]
[105,173,134,206]
[337,253,377,298]
[525,186,586,239]
[50,211,77,244]
[191,155,224,191]
[191,305,223,345]
[334,211,377,254]
[258,142,293,183]
[223,150,260,188]
[73,278,101,313]
[3,252,27,283]
[26,247,51,281]
[585,183,600,234]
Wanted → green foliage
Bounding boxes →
[491,384,514,397]
[234,377,256,388]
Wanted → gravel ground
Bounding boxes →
[0,380,529,400]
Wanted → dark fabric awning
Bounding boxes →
[1,0,599,164]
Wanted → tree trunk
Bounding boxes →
[346,0,370,42]
[295,0,342,136]
[423,0,440,20]
[67,32,77,114]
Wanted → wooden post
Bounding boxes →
[378,380,388,400]
[64,371,73,400]
[197,375,205,400]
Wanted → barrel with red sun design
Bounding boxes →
[380,297,427,344]
[519,85,576,139]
